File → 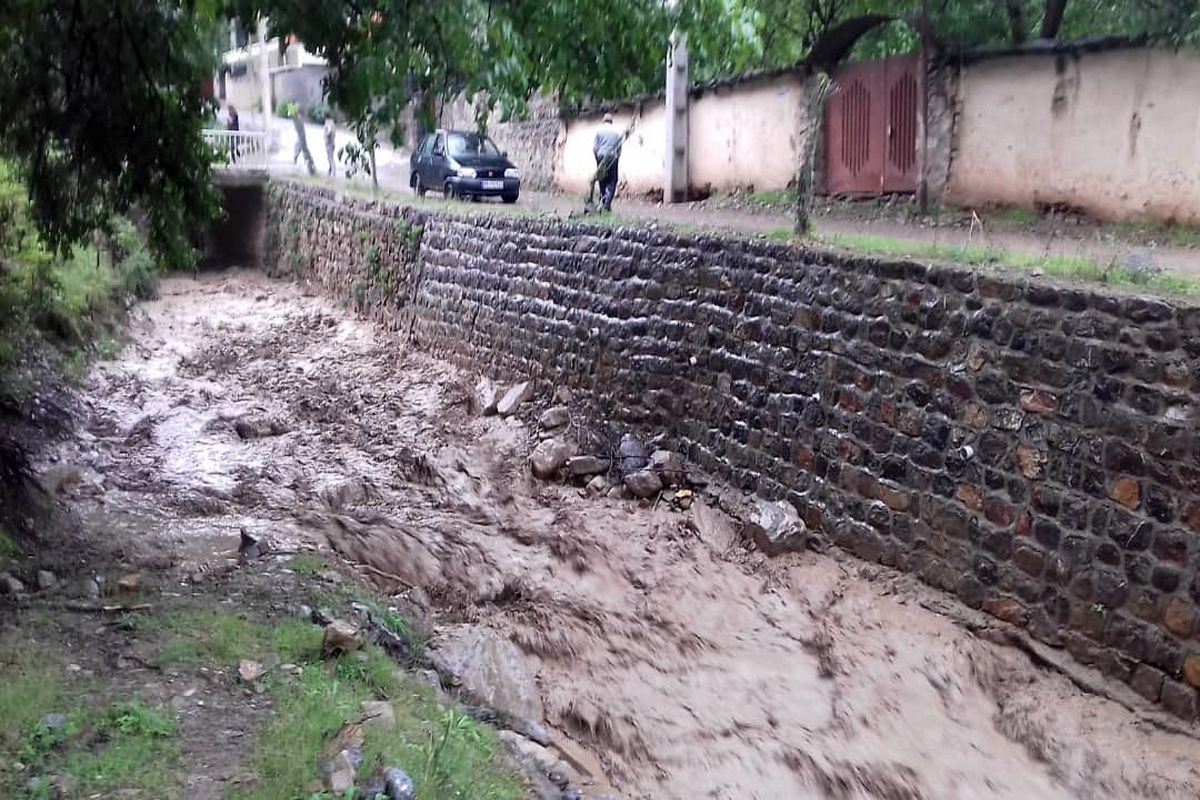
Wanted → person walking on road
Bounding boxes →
[593,112,622,212]
[323,117,337,178]
[292,107,316,175]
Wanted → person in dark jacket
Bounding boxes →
[226,105,240,163]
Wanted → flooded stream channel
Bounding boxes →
[55,270,1200,799]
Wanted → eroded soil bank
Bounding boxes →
[30,270,1200,798]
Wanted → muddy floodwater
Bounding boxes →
[60,271,1200,799]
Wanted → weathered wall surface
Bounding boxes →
[945,48,1200,223]
[688,75,809,197]
[267,181,1200,719]
[264,184,426,332]
[439,94,563,191]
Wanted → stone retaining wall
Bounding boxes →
[266,181,1200,719]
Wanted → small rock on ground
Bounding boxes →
[322,748,361,794]
[237,659,266,683]
[476,377,499,416]
[116,573,141,594]
[617,434,648,476]
[322,619,364,656]
[35,570,57,591]
[743,499,807,555]
[538,406,571,429]
[623,469,662,499]
[384,767,416,800]
[0,572,26,594]
[497,381,534,417]
[530,438,576,479]
[649,450,686,486]
[234,414,290,440]
[567,456,610,477]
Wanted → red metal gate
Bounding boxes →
[823,55,920,195]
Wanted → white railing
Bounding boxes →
[203,129,268,167]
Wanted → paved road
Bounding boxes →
[260,119,1200,279]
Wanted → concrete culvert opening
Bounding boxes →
[204,173,267,269]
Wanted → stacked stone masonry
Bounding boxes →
[266,182,1200,719]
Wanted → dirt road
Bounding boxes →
[59,270,1200,798]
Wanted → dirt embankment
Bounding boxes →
[16,269,1200,799]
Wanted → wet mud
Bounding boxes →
[52,270,1200,799]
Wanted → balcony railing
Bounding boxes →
[203,129,268,167]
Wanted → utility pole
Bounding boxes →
[663,30,689,204]
[257,16,273,128]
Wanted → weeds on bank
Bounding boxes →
[0,644,182,799]
[138,567,509,799]
[0,163,154,403]
[236,651,521,800]
[822,232,1200,296]
[290,552,329,577]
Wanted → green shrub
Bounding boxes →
[306,100,332,123]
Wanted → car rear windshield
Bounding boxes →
[447,133,500,157]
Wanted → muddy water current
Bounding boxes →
[57,271,1200,799]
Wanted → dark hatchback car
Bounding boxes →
[410,130,520,203]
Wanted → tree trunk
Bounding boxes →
[1004,0,1027,44]
[1040,0,1069,39]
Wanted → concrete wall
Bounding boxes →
[558,71,811,198]
[267,181,1200,721]
[688,75,809,197]
[945,48,1200,223]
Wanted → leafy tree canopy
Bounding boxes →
[680,0,1200,84]
[0,0,227,267]
[0,0,1196,265]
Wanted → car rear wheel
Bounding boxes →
[413,172,426,197]
[502,193,519,205]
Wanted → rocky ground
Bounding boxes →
[3,269,1200,799]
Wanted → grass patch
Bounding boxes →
[233,646,522,800]
[151,608,268,669]
[0,527,18,562]
[0,644,182,799]
[822,232,1200,296]
[985,206,1041,226]
[760,227,797,243]
[1113,219,1200,249]
[272,620,325,664]
[746,189,792,207]
[289,553,328,577]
